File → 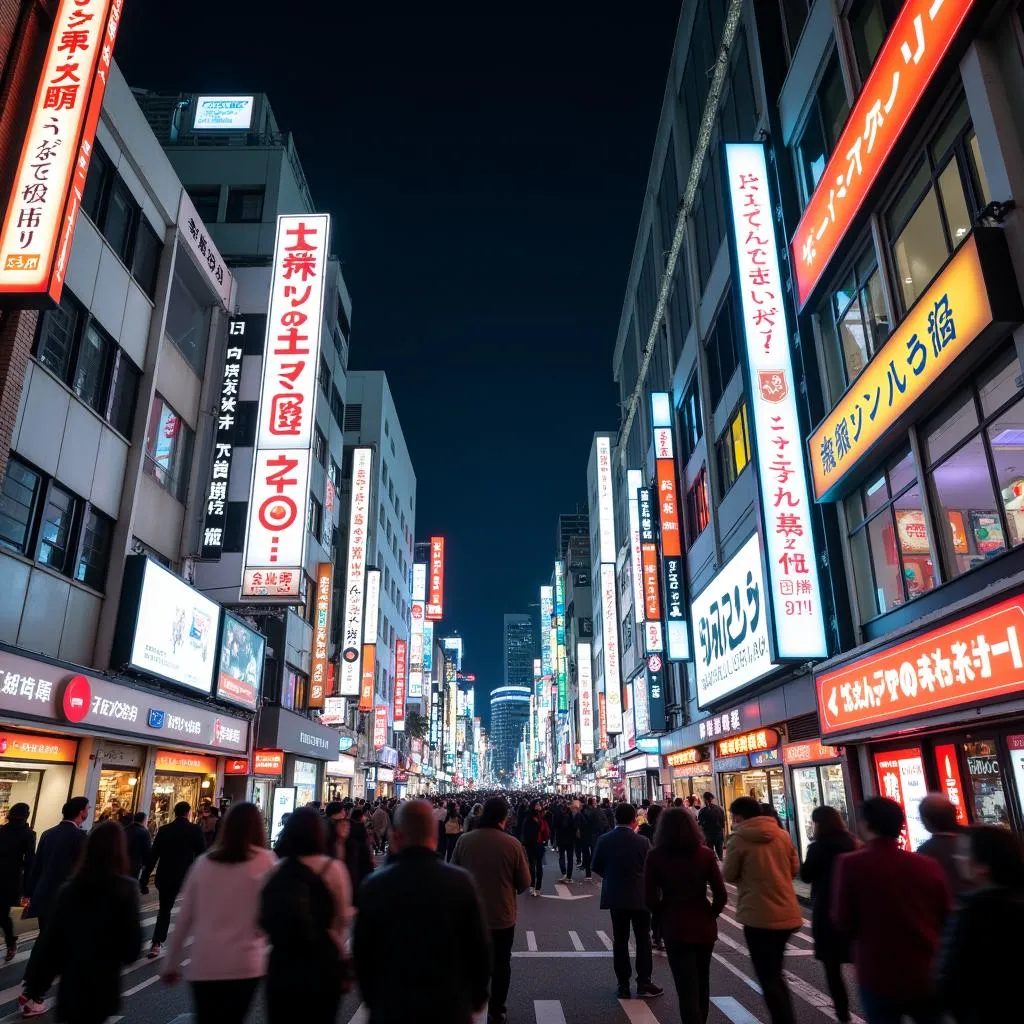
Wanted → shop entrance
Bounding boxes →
[720,767,789,831]
[670,772,713,804]
[0,731,78,831]
[149,751,217,833]
[791,764,849,862]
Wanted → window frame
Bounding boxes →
[685,466,711,545]
[142,393,194,503]
[717,402,751,495]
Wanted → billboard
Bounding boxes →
[359,644,375,712]
[364,568,381,646]
[426,537,445,620]
[309,562,333,708]
[241,214,331,599]
[724,145,826,661]
[578,642,594,755]
[216,612,265,711]
[555,561,567,713]
[193,95,254,130]
[600,564,623,734]
[627,470,645,625]
[595,436,616,563]
[412,562,427,601]
[393,638,407,731]
[339,447,373,695]
[0,0,123,304]
[373,705,388,749]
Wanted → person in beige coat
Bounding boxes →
[722,797,801,1024]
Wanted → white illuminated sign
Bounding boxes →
[578,642,594,755]
[633,666,650,736]
[595,436,617,564]
[412,562,427,602]
[339,447,373,695]
[601,564,623,734]
[241,214,330,599]
[193,95,254,130]
[627,469,645,626]
[690,533,776,708]
[724,143,826,659]
[364,568,381,645]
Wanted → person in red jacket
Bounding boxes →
[832,797,950,1024]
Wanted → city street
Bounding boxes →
[0,847,857,1024]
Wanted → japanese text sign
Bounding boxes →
[665,746,706,768]
[373,705,388,750]
[253,749,285,775]
[873,748,930,850]
[0,0,122,303]
[646,654,667,733]
[177,189,232,308]
[791,0,978,308]
[309,562,333,709]
[691,533,776,708]
[627,470,645,625]
[932,743,969,825]
[359,644,375,712]
[600,564,623,734]
[339,447,373,696]
[817,593,1024,739]
[412,562,427,601]
[201,319,245,559]
[715,727,779,758]
[809,233,1000,501]
[595,436,616,563]
[578,641,594,755]
[598,692,608,750]
[241,213,331,599]
[426,537,445,620]
[393,639,407,731]
[364,568,381,647]
[724,145,827,660]
[782,739,841,765]
[642,543,662,622]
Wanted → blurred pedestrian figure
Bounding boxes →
[638,803,662,842]
[443,802,463,862]
[453,797,530,1024]
[261,807,352,1024]
[697,793,725,860]
[556,801,578,882]
[464,802,484,833]
[197,800,220,849]
[723,797,802,1024]
[28,821,140,1024]
[918,794,966,900]
[142,800,205,960]
[355,800,490,1023]
[521,800,547,896]
[644,808,725,1024]
[324,801,350,861]
[124,811,151,886]
[800,806,857,1023]
[161,803,277,1024]
[592,803,663,1000]
[579,797,602,880]
[345,806,375,898]
[0,803,34,962]
[832,797,950,1024]
[935,825,1024,1024]
[371,802,390,854]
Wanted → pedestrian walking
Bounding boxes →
[638,803,661,841]
[644,807,726,1024]
[452,796,531,1024]
[141,800,205,959]
[723,796,802,1024]
[19,796,89,1017]
[324,801,351,861]
[124,811,151,885]
[556,800,577,882]
[345,806,375,897]
[197,800,220,849]
[696,793,725,859]
[832,797,950,1024]
[464,802,484,832]
[0,804,34,963]
[799,806,857,1023]
[160,802,278,1024]
[260,807,352,1024]
[354,800,490,1024]
[591,802,664,1001]
[935,825,1024,1024]
[579,797,601,880]
[26,821,141,1024]
[520,800,547,896]
[918,794,966,900]
[443,801,463,862]
[371,802,390,854]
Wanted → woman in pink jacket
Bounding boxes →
[160,802,277,1023]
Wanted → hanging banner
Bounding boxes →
[373,705,388,749]
[601,564,623,734]
[578,641,594,756]
[426,537,445,620]
[309,562,333,708]
[358,644,376,712]
[393,638,407,731]
[339,447,373,694]
[627,470,645,625]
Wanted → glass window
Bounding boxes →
[72,321,113,414]
[35,291,80,381]
[679,374,703,461]
[963,739,1010,827]
[706,299,739,408]
[186,186,221,223]
[794,57,849,203]
[313,427,327,467]
[165,268,211,375]
[780,0,810,60]
[225,187,265,223]
[82,146,113,223]
[318,355,331,397]
[75,507,112,590]
[849,0,901,80]
[37,482,78,574]
[143,394,193,502]
[685,466,710,543]
[132,220,162,300]
[0,459,40,555]
[106,352,141,438]
[718,403,750,493]
[103,180,137,263]
[307,495,322,539]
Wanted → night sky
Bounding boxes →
[116,4,682,724]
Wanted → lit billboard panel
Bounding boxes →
[627,470,645,625]
[600,564,623,734]
[595,436,616,563]
[578,642,594,755]
[393,638,407,731]
[309,562,333,709]
[339,447,373,695]
[426,537,445,620]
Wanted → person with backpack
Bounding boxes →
[260,807,352,1024]
[521,800,548,896]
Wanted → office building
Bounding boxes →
[489,685,531,781]
[556,507,590,563]
[503,613,535,690]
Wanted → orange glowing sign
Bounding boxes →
[782,740,841,765]
[932,743,969,825]
[0,731,77,763]
[598,692,608,750]
[253,749,285,775]
[809,235,994,501]
[817,593,1024,738]
[641,542,662,621]
[426,537,445,620]
[309,562,333,709]
[791,0,978,308]
[655,459,682,558]
[665,746,705,768]
[155,750,217,775]
[0,0,123,303]
[359,643,376,712]
[715,728,779,758]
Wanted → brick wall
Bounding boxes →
[0,0,50,483]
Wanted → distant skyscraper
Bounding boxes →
[490,685,531,779]
[504,613,535,690]
[557,507,590,563]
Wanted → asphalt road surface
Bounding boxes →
[0,847,861,1023]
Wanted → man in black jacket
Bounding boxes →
[697,792,726,860]
[141,801,204,959]
[124,811,152,884]
[354,799,490,1024]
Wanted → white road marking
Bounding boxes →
[123,974,160,998]
[534,1000,567,1024]
[541,884,592,901]
[526,930,538,951]
[596,929,613,950]
[514,951,611,958]
[713,952,761,993]
[347,1004,369,1024]
[618,999,661,1022]
[711,995,764,1023]
[568,930,584,951]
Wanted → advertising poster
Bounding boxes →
[216,613,264,710]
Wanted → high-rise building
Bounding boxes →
[556,507,589,563]
[503,613,535,690]
[489,685,531,780]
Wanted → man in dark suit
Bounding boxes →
[124,811,152,883]
[141,801,205,959]
[19,796,90,1016]
[354,799,491,1024]
[591,802,663,1001]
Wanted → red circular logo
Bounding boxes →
[62,675,92,723]
[648,655,663,673]
[411,605,423,619]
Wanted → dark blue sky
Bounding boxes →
[116,4,682,723]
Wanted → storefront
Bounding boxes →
[815,586,1024,845]
[622,753,661,805]
[0,730,79,828]
[712,729,790,832]
[149,750,218,831]
[325,754,356,801]
[255,707,335,810]
[664,747,711,803]
[93,741,146,823]
[782,740,851,862]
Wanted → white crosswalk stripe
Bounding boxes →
[617,999,660,1022]
[596,929,613,950]
[568,930,584,951]
[526,930,538,951]
[347,1004,369,1024]
[534,1000,568,1024]
[711,995,764,1023]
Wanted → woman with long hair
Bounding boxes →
[443,801,463,862]
[160,801,276,1023]
[800,805,857,1024]
[0,802,34,961]
[644,807,726,1024]
[261,806,353,1023]
[324,801,351,862]
[29,820,141,1024]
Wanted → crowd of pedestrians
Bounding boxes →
[0,786,1019,1023]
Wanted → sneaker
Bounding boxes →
[5,942,16,962]
[147,942,161,960]
[531,888,540,896]
[559,876,568,883]
[21,999,46,1018]
[17,995,27,1009]
[637,983,664,998]
[616,986,631,1000]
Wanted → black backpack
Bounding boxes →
[260,858,335,953]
